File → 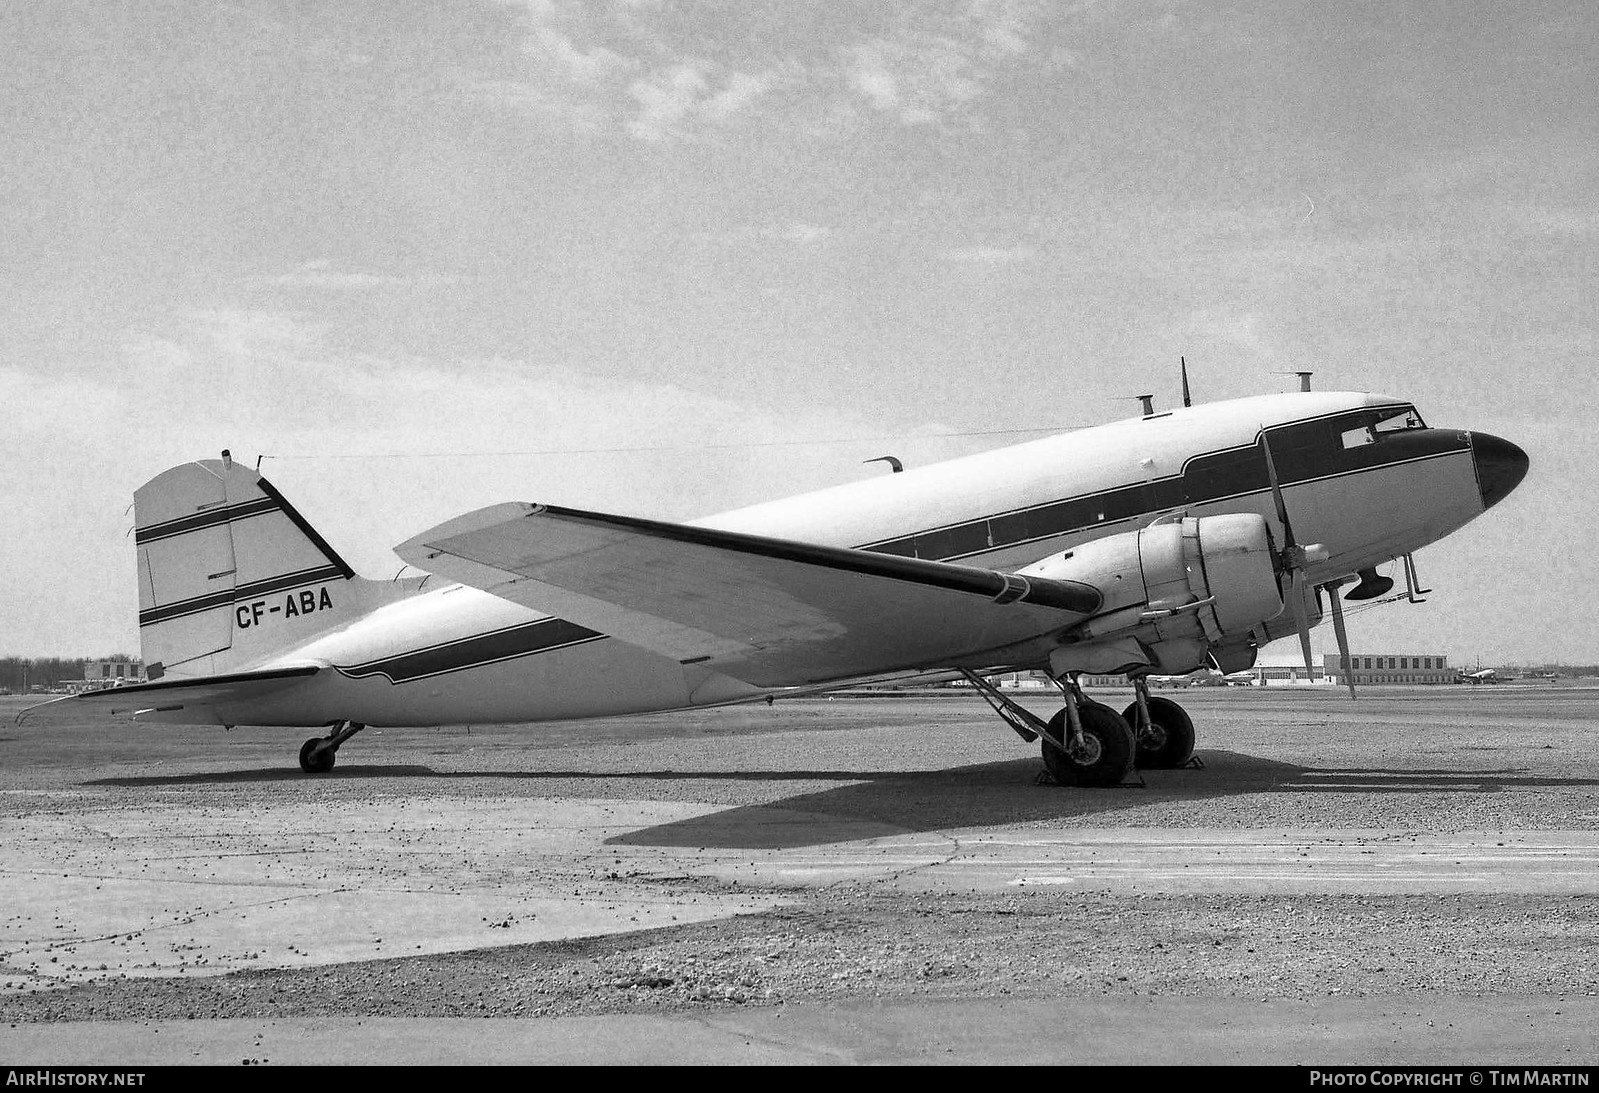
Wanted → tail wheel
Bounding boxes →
[1041,703,1134,787]
[1122,696,1195,769]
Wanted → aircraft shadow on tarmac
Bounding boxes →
[607,755,1599,851]
[89,765,442,785]
[85,754,1599,851]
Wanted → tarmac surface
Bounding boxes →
[2,684,1597,1065]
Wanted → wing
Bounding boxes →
[395,504,1101,688]
[16,666,320,723]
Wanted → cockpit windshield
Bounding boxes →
[1340,405,1427,449]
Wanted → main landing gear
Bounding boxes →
[1121,676,1196,770]
[1039,692,1134,788]
[298,720,366,774]
[960,670,1199,787]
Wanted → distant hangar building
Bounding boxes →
[1324,652,1453,686]
[82,659,145,687]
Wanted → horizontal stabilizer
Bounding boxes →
[395,504,1101,687]
[17,666,321,723]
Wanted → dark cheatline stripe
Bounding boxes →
[138,564,348,627]
[860,415,1470,562]
[135,496,279,545]
[336,617,605,684]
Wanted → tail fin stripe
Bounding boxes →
[255,479,356,579]
[138,563,349,627]
[135,496,280,545]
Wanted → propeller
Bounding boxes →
[1260,434,1349,690]
[1325,578,1357,700]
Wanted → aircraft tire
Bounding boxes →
[298,737,335,774]
[1122,697,1195,769]
[1041,704,1134,787]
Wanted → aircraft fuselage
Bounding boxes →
[145,391,1525,727]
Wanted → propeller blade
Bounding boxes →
[1327,581,1356,700]
[1290,569,1313,675]
[1261,433,1295,548]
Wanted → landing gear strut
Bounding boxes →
[1121,676,1196,769]
[298,720,365,774]
[960,669,1136,787]
[1040,677,1135,787]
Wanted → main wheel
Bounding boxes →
[1041,703,1134,787]
[298,737,335,774]
[1121,696,1196,769]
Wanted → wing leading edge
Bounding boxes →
[396,503,1101,688]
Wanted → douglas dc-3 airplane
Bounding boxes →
[31,389,1527,787]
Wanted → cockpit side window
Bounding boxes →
[1374,407,1425,433]
[1340,405,1425,449]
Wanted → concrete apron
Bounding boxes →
[6,789,1599,992]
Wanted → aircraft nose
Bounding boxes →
[1471,432,1529,510]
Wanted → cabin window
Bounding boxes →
[1340,424,1376,448]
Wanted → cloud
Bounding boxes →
[96,308,912,547]
[849,47,902,113]
[1500,206,1599,238]
[844,37,984,126]
[626,63,708,141]
[457,0,1059,141]
[255,260,463,290]
[1184,308,1291,372]
[943,243,1037,264]
[700,70,770,123]
[0,300,963,652]
[529,25,633,83]
[626,63,774,142]
[761,223,832,245]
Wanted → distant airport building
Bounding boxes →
[82,659,145,687]
[994,671,1053,690]
[1254,658,1324,684]
[1324,652,1453,686]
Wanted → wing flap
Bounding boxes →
[396,504,1100,687]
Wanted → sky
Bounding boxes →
[1,0,1594,666]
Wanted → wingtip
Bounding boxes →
[15,692,78,725]
[395,502,545,564]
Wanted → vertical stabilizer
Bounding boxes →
[134,454,380,679]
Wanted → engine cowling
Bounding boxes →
[1017,513,1284,675]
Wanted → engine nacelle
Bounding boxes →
[1018,513,1284,675]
